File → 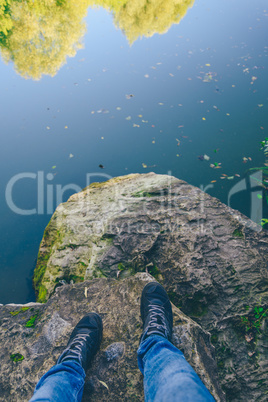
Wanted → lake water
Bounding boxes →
[0,0,267,304]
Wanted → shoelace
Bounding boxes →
[61,333,91,364]
[146,304,169,338]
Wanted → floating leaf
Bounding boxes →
[257,194,263,199]
[142,163,147,168]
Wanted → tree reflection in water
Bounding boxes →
[0,0,194,80]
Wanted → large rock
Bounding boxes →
[1,173,267,400]
[0,274,224,401]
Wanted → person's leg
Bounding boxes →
[29,360,85,402]
[138,282,215,402]
[29,313,102,402]
[138,335,215,401]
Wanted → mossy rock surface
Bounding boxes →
[24,172,268,400]
[0,274,224,401]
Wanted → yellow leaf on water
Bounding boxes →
[202,117,206,121]
[142,163,147,168]
[205,63,211,66]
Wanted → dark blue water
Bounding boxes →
[0,0,267,303]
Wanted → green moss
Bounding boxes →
[232,228,244,238]
[10,353,24,362]
[87,175,138,190]
[10,307,30,316]
[131,191,155,198]
[69,274,84,283]
[89,181,109,188]
[25,314,38,328]
[33,253,50,291]
[10,311,20,316]
[147,263,162,280]
[239,303,267,337]
[118,263,125,271]
[116,262,136,277]
[37,285,48,303]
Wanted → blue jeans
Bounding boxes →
[29,361,85,402]
[30,335,215,401]
[137,335,215,401]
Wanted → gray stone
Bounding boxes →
[0,274,223,401]
[1,173,267,401]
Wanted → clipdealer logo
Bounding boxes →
[5,171,113,215]
[4,170,265,226]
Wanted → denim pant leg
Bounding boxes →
[29,361,85,402]
[137,335,215,402]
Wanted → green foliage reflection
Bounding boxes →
[0,0,194,79]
